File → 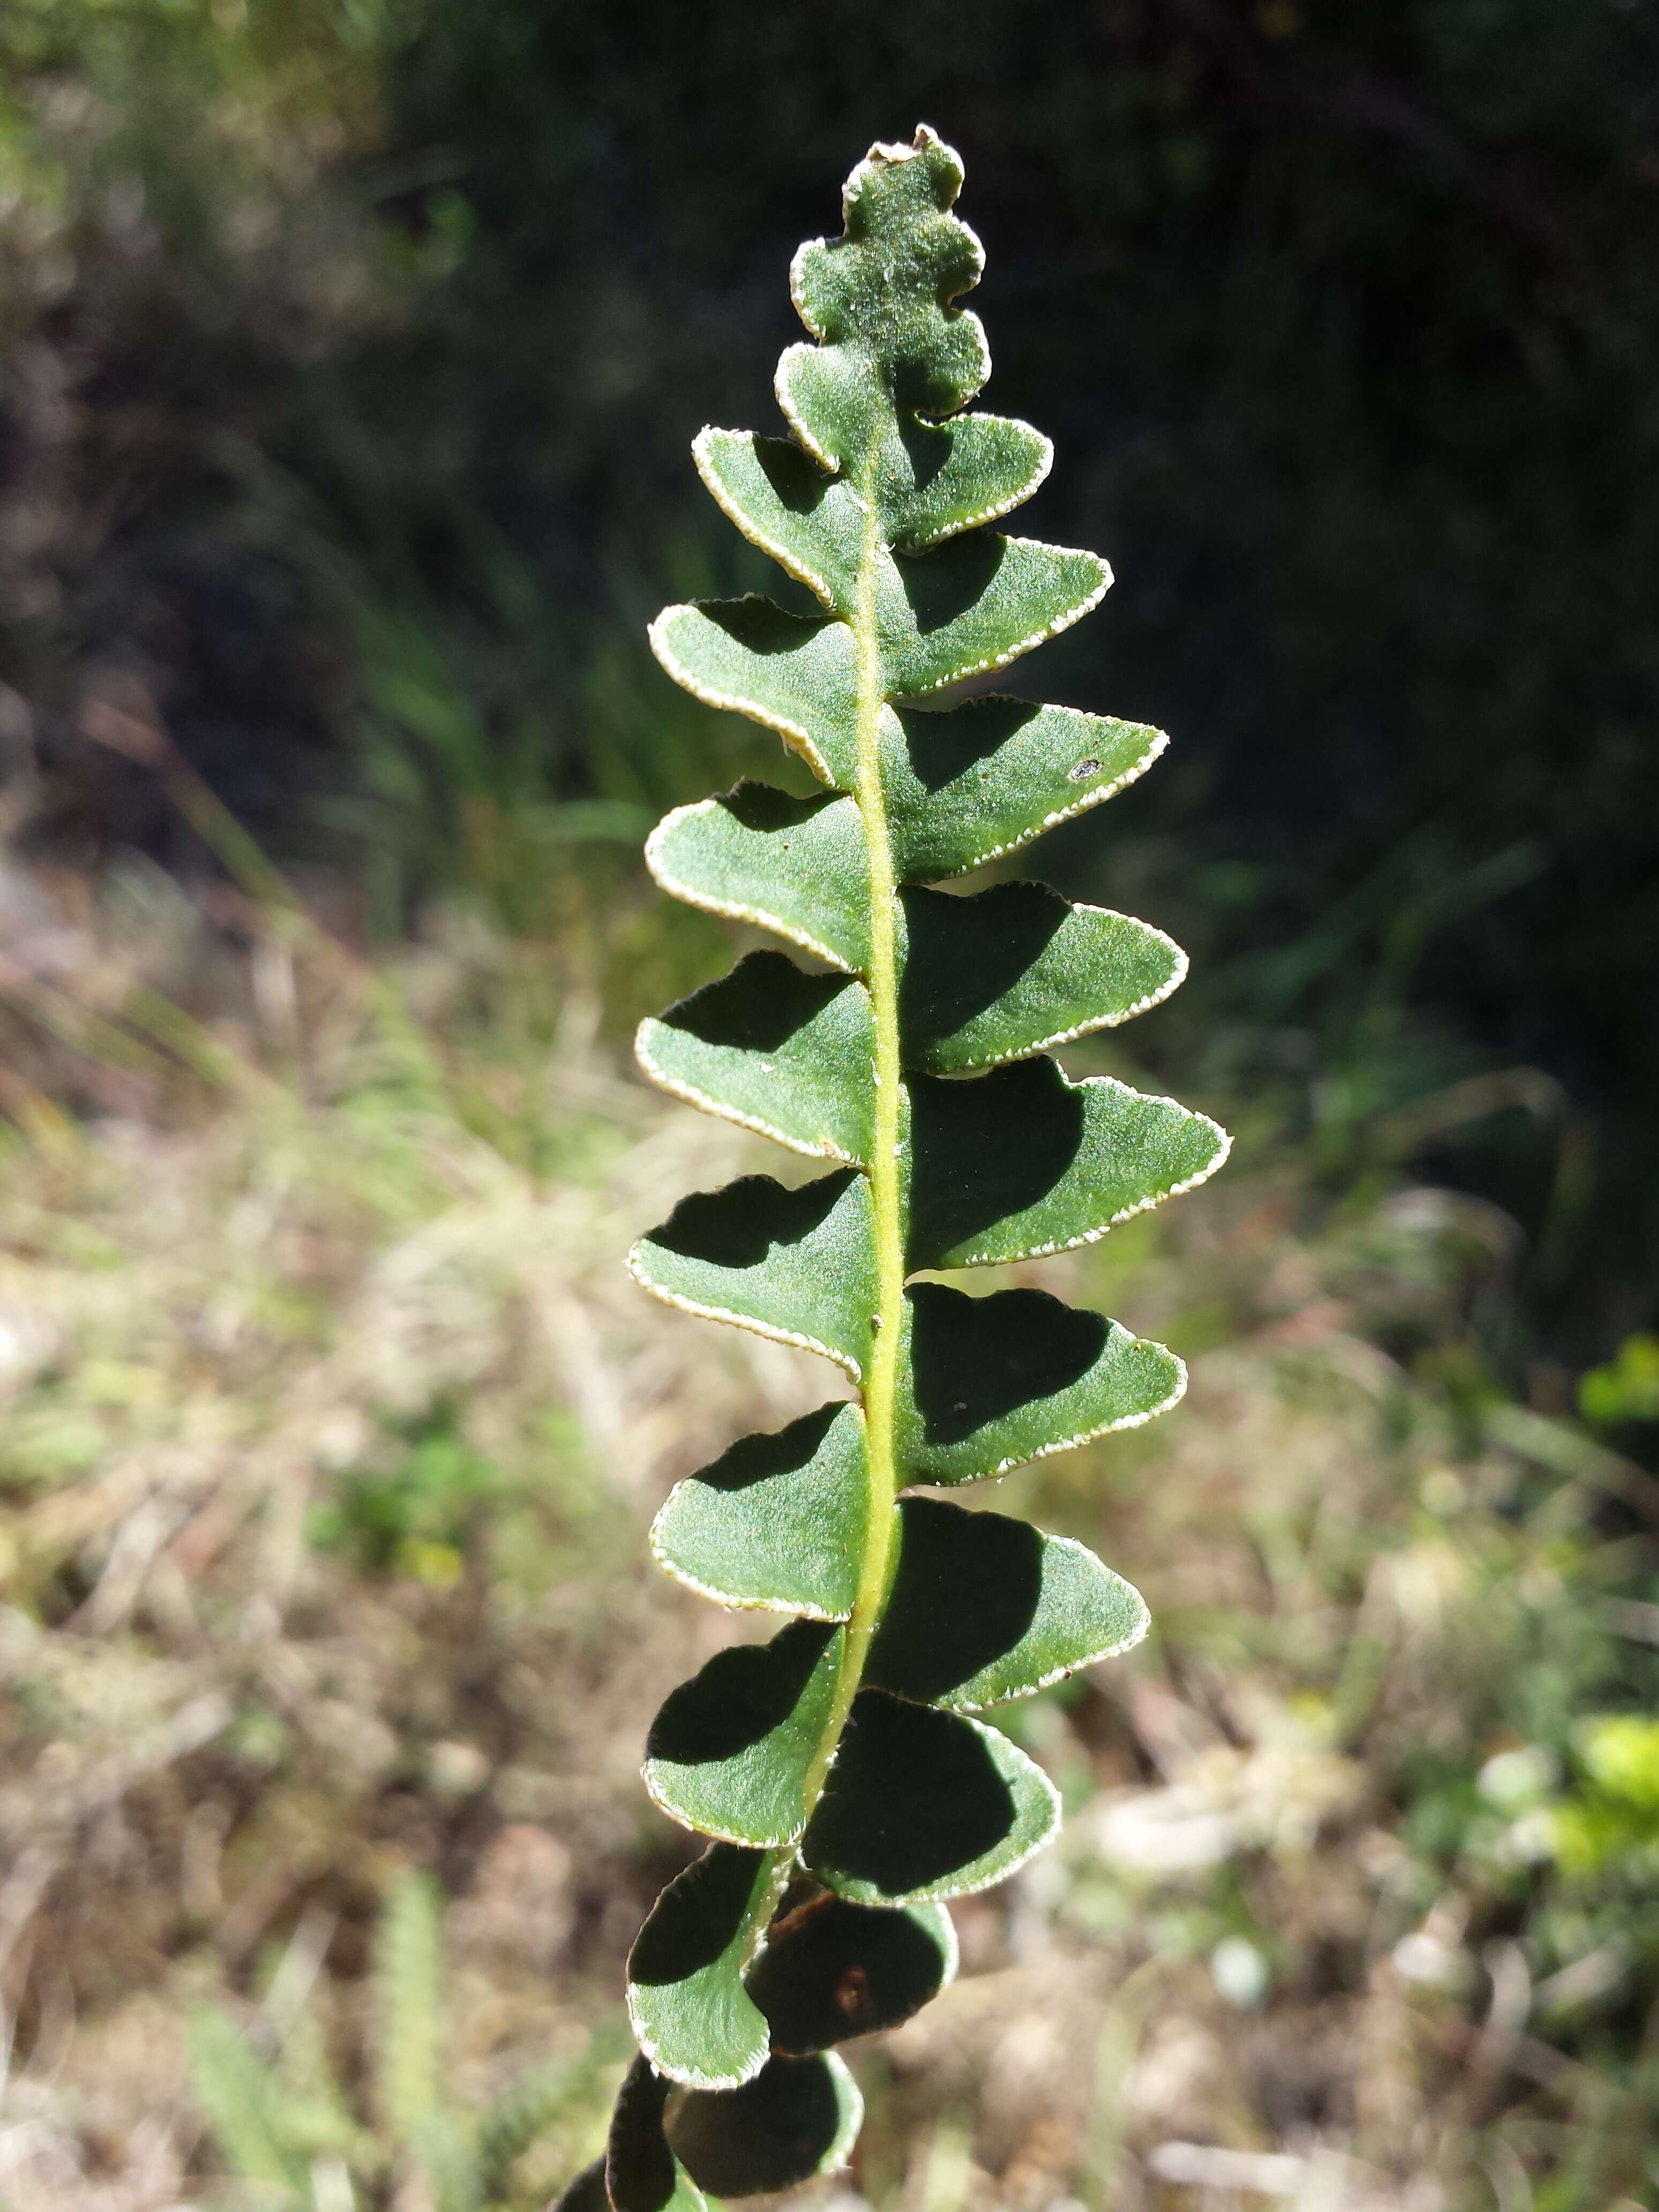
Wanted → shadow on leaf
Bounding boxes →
[659,953,854,1055]
[752,435,833,518]
[803,1693,1017,1895]
[908,1058,1085,1262]
[894,529,1007,637]
[646,1620,839,1768]
[905,1282,1108,1444]
[867,1500,1043,1702]
[648,1171,858,1269]
[606,2056,697,2212]
[751,1894,950,2051]
[628,1844,764,1988]
[900,880,1068,1045]
[895,695,1043,792]
[699,599,832,657]
[690,1404,845,1494]
[715,781,844,835]
[669,2054,853,2196]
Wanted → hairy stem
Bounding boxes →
[842,467,906,1701]
[739,465,904,1966]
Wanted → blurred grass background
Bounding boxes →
[2,3,1658,2207]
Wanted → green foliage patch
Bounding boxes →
[566,129,1227,2207]
[190,1875,595,2212]
[308,1403,517,1585]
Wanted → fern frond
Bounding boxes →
[413,2109,485,2212]
[475,2059,587,2202]
[573,125,1229,2210]
[186,2007,310,2202]
[373,1873,443,2151]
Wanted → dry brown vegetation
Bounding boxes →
[1,854,1656,2212]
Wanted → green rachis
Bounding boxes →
[563,125,1230,2210]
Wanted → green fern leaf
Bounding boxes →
[416,2110,485,2212]
[574,123,1230,2192]
[373,1873,443,2150]
[747,1892,956,2052]
[602,2056,708,2212]
[186,2008,310,2200]
[475,2059,591,2202]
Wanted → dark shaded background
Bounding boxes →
[4,0,1657,1374]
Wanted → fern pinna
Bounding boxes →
[566,126,1228,2210]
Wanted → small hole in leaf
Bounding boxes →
[1067,757,1101,782]
[834,1965,870,2016]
